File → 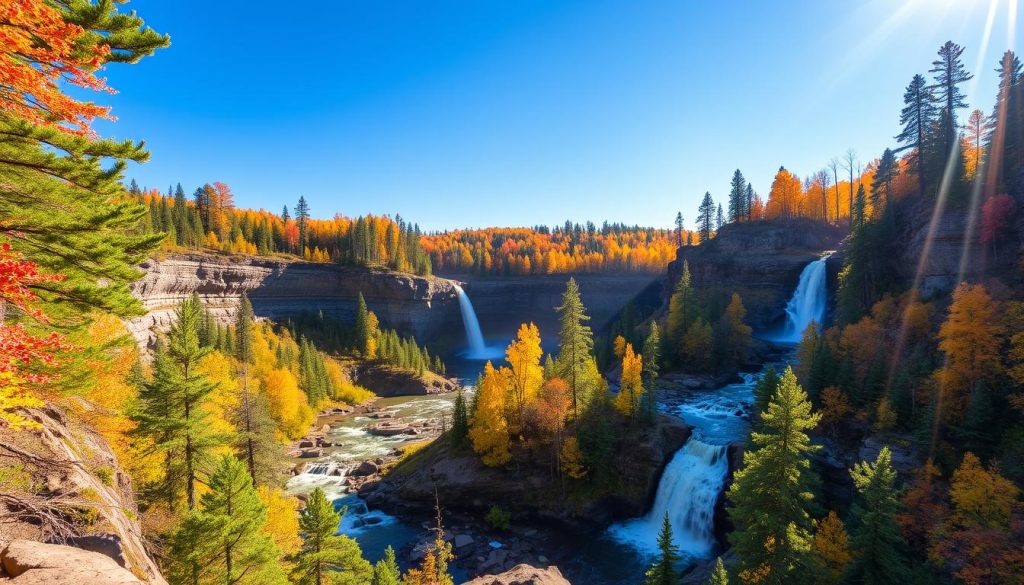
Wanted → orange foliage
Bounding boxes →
[936,283,1003,422]
[421,226,677,275]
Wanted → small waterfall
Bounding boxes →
[452,284,490,358]
[608,439,729,558]
[777,254,831,343]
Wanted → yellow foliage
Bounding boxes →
[873,397,897,432]
[197,351,240,456]
[937,284,1004,422]
[504,323,543,431]
[560,436,587,480]
[813,511,851,584]
[469,361,511,467]
[262,367,313,440]
[614,343,643,417]
[613,335,626,358]
[950,452,1021,529]
[0,371,43,430]
[258,486,302,557]
[324,358,374,405]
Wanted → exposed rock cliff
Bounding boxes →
[447,273,660,349]
[127,254,460,350]
[0,405,165,584]
[665,219,844,331]
[364,415,690,532]
[0,540,143,584]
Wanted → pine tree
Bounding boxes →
[296,196,311,251]
[451,388,469,446]
[292,487,372,585]
[896,74,937,196]
[167,455,287,585]
[847,447,910,584]
[354,293,371,357]
[131,342,183,510]
[235,295,257,481]
[745,184,755,221]
[674,212,685,246]
[371,546,401,585]
[728,367,821,583]
[715,203,725,231]
[640,322,661,424]
[930,41,973,165]
[707,557,729,585]
[666,262,694,364]
[555,278,594,415]
[644,512,679,585]
[696,192,715,242]
[870,148,898,210]
[729,170,747,223]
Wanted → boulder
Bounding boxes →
[463,564,571,585]
[299,448,322,458]
[453,534,475,549]
[0,540,143,584]
[353,460,379,476]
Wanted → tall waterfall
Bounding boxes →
[608,439,729,558]
[453,284,487,357]
[776,254,831,343]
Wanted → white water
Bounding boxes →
[775,254,831,343]
[608,440,728,558]
[452,283,504,360]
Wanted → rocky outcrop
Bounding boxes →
[447,273,660,347]
[353,364,458,397]
[665,219,844,331]
[0,540,142,584]
[365,415,690,532]
[0,405,165,584]
[128,253,459,350]
[463,564,571,585]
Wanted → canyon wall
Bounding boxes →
[127,254,460,350]
[666,219,845,332]
[449,273,660,348]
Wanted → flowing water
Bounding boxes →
[453,283,504,360]
[773,254,832,343]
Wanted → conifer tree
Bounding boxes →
[729,170,747,223]
[640,322,661,424]
[697,192,715,242]
[728,367,821,583]
[371,546,401,585]
[745,184,755,221]
[296,196,311,251]
[167,455,287,585]
[897,74,937,196]
[707,557,729,585]
[450,388,469,446]
[555,278,594,415]
[847,447,910,584]
[666,262,694,364]
[930,41,973,164]
[354,293,371,356]
[292,487,372,585]
[644,512,679,585]
[870,148,898,210]
[674,212,685,246]
[715,203,725,232]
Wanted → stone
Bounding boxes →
[463,564,571,585]
[299,448,322,458]
[298,440,315,449]
[453,534,475,549]
[0,540,143,584]
[352,460,379,476]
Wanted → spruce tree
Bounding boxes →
[707,557,729,585]
[371,546,401,585]
[666,262,694,364]
[696,192,715,242]
[555,278,594,415]
[896,74,937,196]
[728,367,821,582]
[296,196,311,250]
[870,148,898,210]
[451,388,469,446]
[930,41,973,164]
[640,321,661,424]
[167,455,287,585]
[715,203,725,232]
[847,447,910,584]
[132,342,184,510]
[292,487,372,585]
[745,184,755,221]
[729,170,747,223]
[354,292,371,356]
[674,212,685,246]
[644,512,679,585]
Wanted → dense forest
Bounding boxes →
[2,1,1024,585]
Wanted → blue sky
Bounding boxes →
[102,0,1020,231]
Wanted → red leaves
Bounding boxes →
[980,193,1016,248]
[0,243,66,381]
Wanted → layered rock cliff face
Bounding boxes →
[450,273,660,346]
[127,254,460,350]
[665,219,845,331]
[0,405,165,584]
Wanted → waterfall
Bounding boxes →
[608,439,729,558]
[776,254,831,343]
[452,284,488,357]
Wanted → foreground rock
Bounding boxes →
[0,540,141,584]
[463,564,571,585]
[366,414,690,532]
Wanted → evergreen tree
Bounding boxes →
[640,322,661,424]
[131,342,183,510]
[292,487,372,585]
[235,295,257,481]
[282,205,290,223]
[371,546,401,585]
[555,278,594,415]
[666,262,695,364]
[745,184,755,221]
[451,388,469,446]
[986,50,1023,194]
[729,169,747,223]
[644,512,679,585]
[715,203,725,231]
[930,41,973,165]
[847,447,910,584]
[674,212,685,246]
[354,292,371,357]
[751,366,779,429]
[697,192,715,242]
[870,148,898,210]
[707,557,729,585]
[167,455,287,585]
[296,196,311,250]
[896,74,937,196]
[728,367,821,583]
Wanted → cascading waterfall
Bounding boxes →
[452,283,486,356]
[608,439,728,558]
[776,253,832,343]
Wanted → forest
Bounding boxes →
[1,1,1024,585]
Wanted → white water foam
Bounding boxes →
[773,254,832,343]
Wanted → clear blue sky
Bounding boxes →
[103,0,1020,231]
